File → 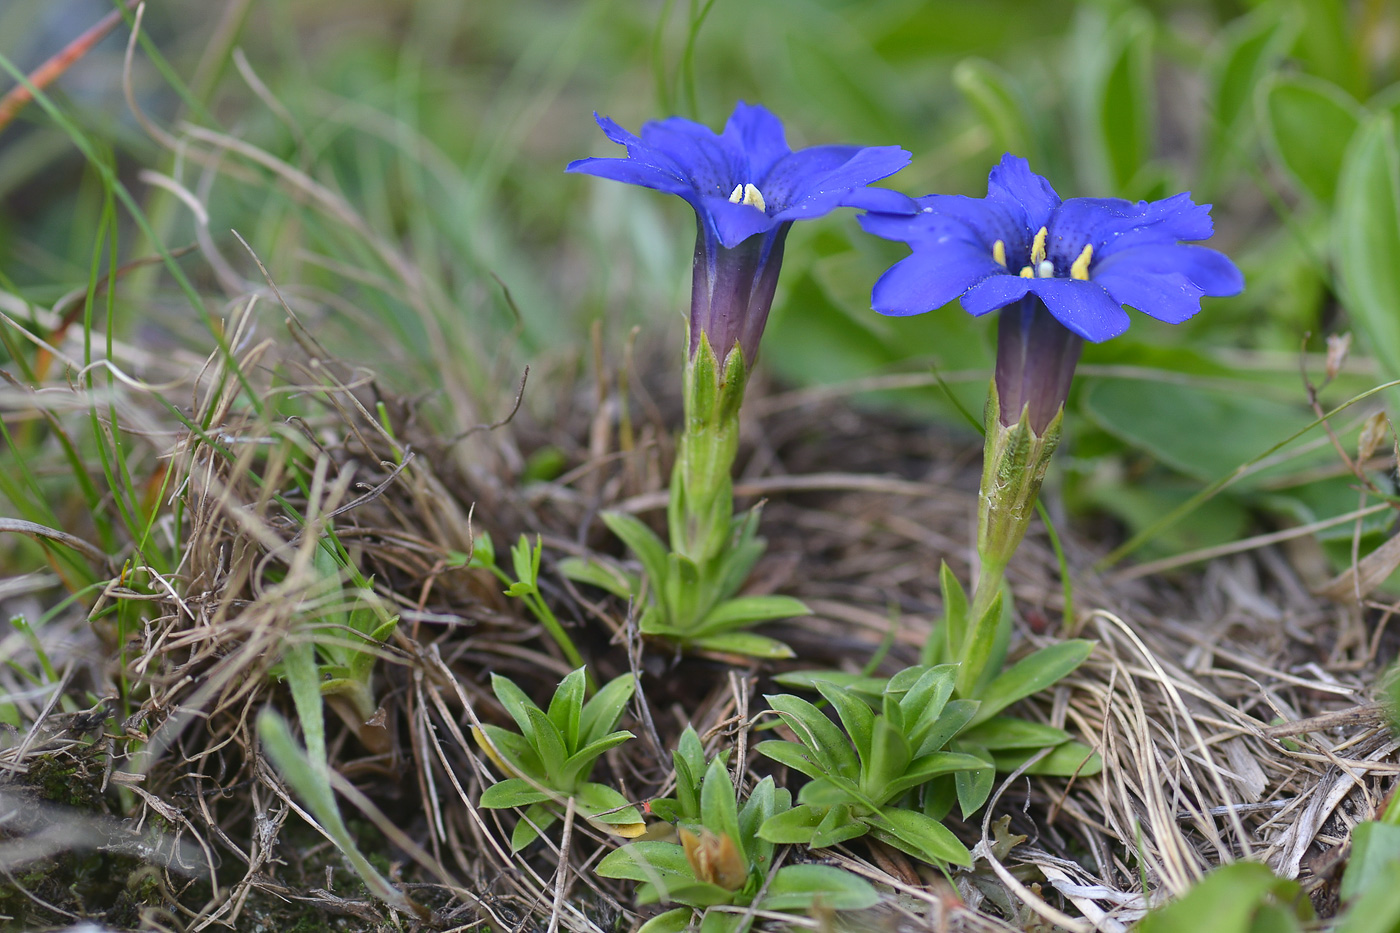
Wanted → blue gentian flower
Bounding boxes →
[861,154,1243,431]
[568,102,914,367]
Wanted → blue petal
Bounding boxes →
[960,274,1033,316]
[841,187,919,214]
[721,102,792,179]
[1025,278,1131,342]
[870,246,1004,317]
[985,154,1062,232]
[636,117,743,198]
[1047,193,1216,267]
[765,145,913,219]
[1095,271,1206,325]
[565,156,692,197]
[861,194,1025,255]
[595,113,642,148]
[703,196,781,248]
[1093,244,1244,296]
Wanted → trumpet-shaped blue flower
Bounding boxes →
[861,154,1243,431]
[568,102,914,365]
[861,154,1243,342]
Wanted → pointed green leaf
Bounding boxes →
[953,742,996,819]
[973,640,1094,726]
[576,781,644,827]
[596,841,693,881]
[758,804,827,845]
[558,556,638,599]
[547,668,587,748]
[765,694,858,779]
[912,699,979,757]
[939,562,969,660]
[579,673,635,746]
[863,717,911,803]
[510,534,535,587]
[602,511,670,590]
[695,595,809,634]
[699,756,743,859]
[958,716,1073,750]
[809,803,870,849]
[867,807,972,867]
[525,706,567,778]
[479,778,553,809]
[884,751,991,797]
[692,632,794,659]
[814,681,875,765]
[637,908,695,933]
[992,741,1102,776]
[562,730,634,786]
[763,865,878,912]
[755,740,828,782]
[490,673,539,738]
[510,801,556,851]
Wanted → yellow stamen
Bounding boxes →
[1018,266,1035,279]
[1030,226,1048,266]
[728,183,766,212]
[1037,260,1055,278]
[1070,243,1093,280]
[992,239,1007,268]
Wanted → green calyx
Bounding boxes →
[959,380,1063,696]
[670,332,749,567]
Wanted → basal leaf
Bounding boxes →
[638,908,695,933]
[597,840,694,881]
[558,556,637,599]
[602,511,670,590]
[692,631,794,659]
[546,667,587,749]
[814,681,875,764]
[578,673,636,746]
[765,694,859,779]
[973,640,1094,726]
[758,803,827,845]
[958,716,1073,750]
[868,807,972,867]
[762,864,878,912]
[695,595,809,634]
[754,739,828,782]
[479,777,553,809]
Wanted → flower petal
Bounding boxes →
[1095,271,1206,325]
[1024,278,1131,342]
[841,187,919,214]
[870,247,1004,317]
[703,196,781,248]
[1093,244,1244,296]
[985,154,1061,232]
[635,117,743,198]
[765,145,913,219]
[960,274,1033,316]
[1047,192,1215,267]
[565,156,692,197]
[721,102,792,179]
[860,194,1024,255]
